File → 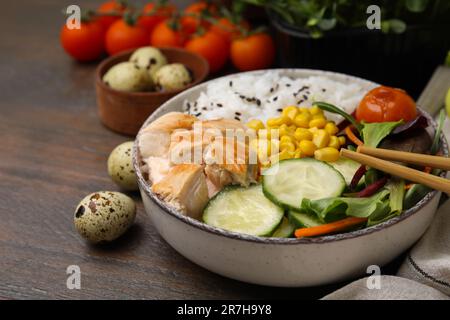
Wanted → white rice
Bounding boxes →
[183,72,368,123]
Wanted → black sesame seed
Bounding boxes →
[297,100,304,104]
[277,108,282,112]
[240,95,245,99]
[256,99,261,106]
[286,83,291,87]
[270,88,274,93]
[235,112,241,116]
[234,117,240,121]
[303,94,308,100]
[273,96,278,101]
[195,112,202,117]
[217,103,223,107]
[322,88,326,92]
[202,107,207,110]
[229,81,233,87]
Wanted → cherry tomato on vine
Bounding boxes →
[138,2,176,32]
[105,19,149,55]
[150,20,185,47]
[185,31,229,73]
[181,2,217,35]
[356,86,417,123]
[230,33,275,71]
[60,21,105,61]
[97,1,126,30]
[210,17,249,43]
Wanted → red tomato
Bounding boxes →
[97,1,125,30]
[150,20,185,48]
[60,21,105,61]
[230,33,275,71]
[105,19,149,55]
[210,17,249,43]
[185,31,229,73]
[356,86,417,123]
[181,2,217,34]
[138,2,176,32]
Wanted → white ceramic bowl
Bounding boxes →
[133,69,448,287]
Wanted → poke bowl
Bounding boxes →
[133,69,448,287]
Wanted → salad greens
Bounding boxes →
[300,189,390,222]
[361,121,403,148]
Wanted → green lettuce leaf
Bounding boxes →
[301,189,390,222]
[361,121,403,147]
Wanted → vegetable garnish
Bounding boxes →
[350,165,367,190]
[294,217,367,238]
[430,109,446,155]
[345,125,363,146]
[361,120,403,148]
[301,189,390,221]
[314,101,362,133]
[356,177,388,197]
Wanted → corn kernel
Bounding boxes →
[294,148,302,158]
[294,113,311,128]
[278,124,291,137]
[309,127,319,134]
[314,147,340,162]
[267,117,282,127]
[312,114,326,121]
[280,135,294,144]
[324,122,339,136]
[246,119,265,131]
[298,107,310,114]
[282,106,299,120]
[312,130,330,148]
[294,128,313,141]
[298,140,317,156]
[338,136,347,145]
[309,118,327,129]
[288,124,297,133]
[310,105,324,116]
[328,136,340,149]
[280,141,296,152]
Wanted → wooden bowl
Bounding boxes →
[95,47,209,136]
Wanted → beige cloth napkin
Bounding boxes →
[323,199,450,300]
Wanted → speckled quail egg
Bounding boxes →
[129,46,168,79]
[107,141,138,191]
[103,61,152,92]
[154,63,192,91]
[74,191,136,243]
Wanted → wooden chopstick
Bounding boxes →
[357,146,450,170]
[341,149,450,194]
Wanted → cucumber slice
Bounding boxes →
[288,211,323,228]
[262,158,346,210]
[272,217,295,238]
[203,185,284,236]
[329,157,364,187]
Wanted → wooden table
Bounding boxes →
[0,0,405,300]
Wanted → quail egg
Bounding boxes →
[107,141,138,191]
[154,63,192,91]
[129,46,168,78]
[74,191,136,243]
[103,61,152,92]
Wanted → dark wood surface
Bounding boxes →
[0,0,405,300]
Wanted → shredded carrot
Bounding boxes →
[345,125,364,146]
[294,217,368,238]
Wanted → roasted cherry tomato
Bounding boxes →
[97,1,126,30]
[181,2,217,34]
[138,2,176,32]
[150,20,185,47]
[356,86,417,123]
[60,21,105,61]
[105,19,149,55]
[185,31,229,73]
[230,33,275,71]
[210,17,249,43]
